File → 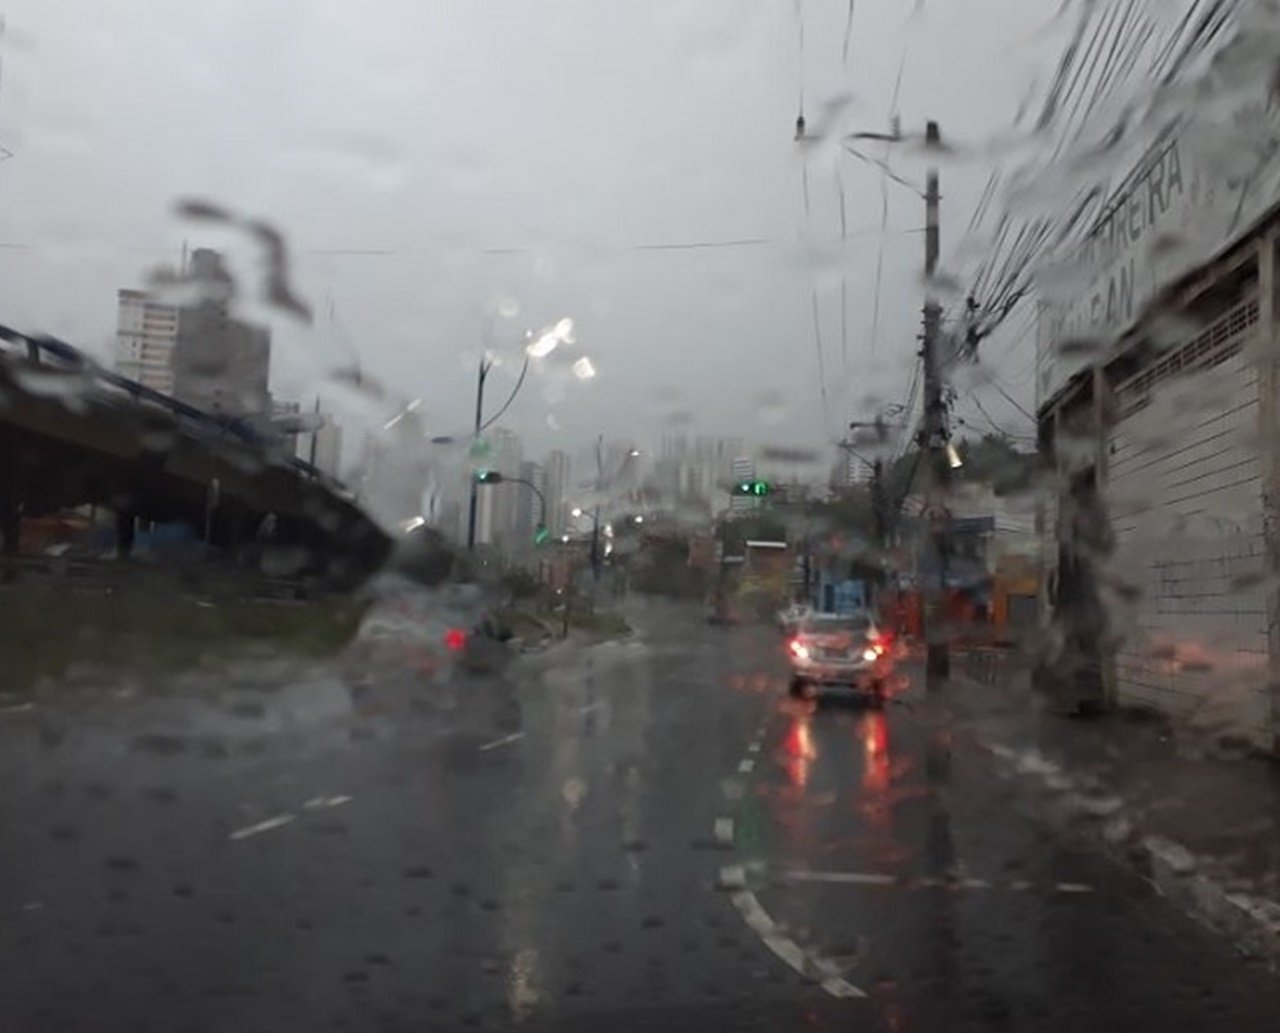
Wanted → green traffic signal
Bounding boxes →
[734,479,771,497]
[475,469,501,484]
[533,523,551,546]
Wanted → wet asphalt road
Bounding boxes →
[2,600,1279,1032]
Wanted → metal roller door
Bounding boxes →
[1105,297,1271,746]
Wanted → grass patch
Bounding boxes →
[0,576,365,696]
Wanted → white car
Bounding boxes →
[785,611,894,705]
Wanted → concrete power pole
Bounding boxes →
[921,119,951,687]
[466,358,489,551]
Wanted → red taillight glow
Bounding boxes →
[444,628,468,653]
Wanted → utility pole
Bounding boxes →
[308,396,321,468]
[921,119,951,686]
[466,358,490,550]
[590,434,603,584]
[871,458,886,552]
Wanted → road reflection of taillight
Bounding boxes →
[861,713,890,796]
[784,715,816,788]
[444,628,468,652]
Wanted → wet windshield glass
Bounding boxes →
[5,2,1280,1031]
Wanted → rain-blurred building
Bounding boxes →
[171,248,271,419]
[829,448,869,494]
[116,248,272,420]
[114,289,179,393]
[1036,91,1280,750]
[543,449,571,536]
[729,456,757,513]
[475,428,523,547]
[656,434,745,509]
[308,419,344,479]
[515,459,544,537]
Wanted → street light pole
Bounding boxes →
[921,119,951,687]
[465,357,490,551]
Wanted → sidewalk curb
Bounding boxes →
[952,673,1280,967]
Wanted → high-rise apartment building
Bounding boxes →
[730,455,758,513]
[543,449,571,535]
[115,290,179,393]
[115,248,272,420]
[515,460,544,537]
[474,428,523,547]
[657,434,747,507]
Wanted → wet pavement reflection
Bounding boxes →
[0,599,1277,1031]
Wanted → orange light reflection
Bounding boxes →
[783,714,817,787]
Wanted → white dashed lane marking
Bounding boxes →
[722,867,866,999]
[737,758,756,775]
[229,813,296,841]
[302,795,353,811]
[478,731,525,752]
[780,869,1094,894]
[714,817,735,845]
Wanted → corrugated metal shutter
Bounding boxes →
[1105,297,1270,746]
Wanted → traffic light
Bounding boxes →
[533,523,551,546]
[474,469,502,484]
[733,479,771,497]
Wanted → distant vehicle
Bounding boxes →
[785,611,894,706]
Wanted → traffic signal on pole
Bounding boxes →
[475,469,501,484]
[734,479,771,497]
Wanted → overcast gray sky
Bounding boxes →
[0,0,1062,466]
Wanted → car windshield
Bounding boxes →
[7,2,1280,1030]
[801,615,873,636]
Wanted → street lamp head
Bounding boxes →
[571,507,584,518]
[627,448,641,458]
[634,515,644,524]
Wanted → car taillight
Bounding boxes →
[444,628,468,652]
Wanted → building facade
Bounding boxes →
[1037,108,1280,753]
[116,248,272,420]
[171,249,271,419]
[114,289,179,393]
[730,455,758,513]
[543,449,571,536]
[516,460,544,538]
[309,420,344,479]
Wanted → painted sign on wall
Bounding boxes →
[1037,100,1280,407]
